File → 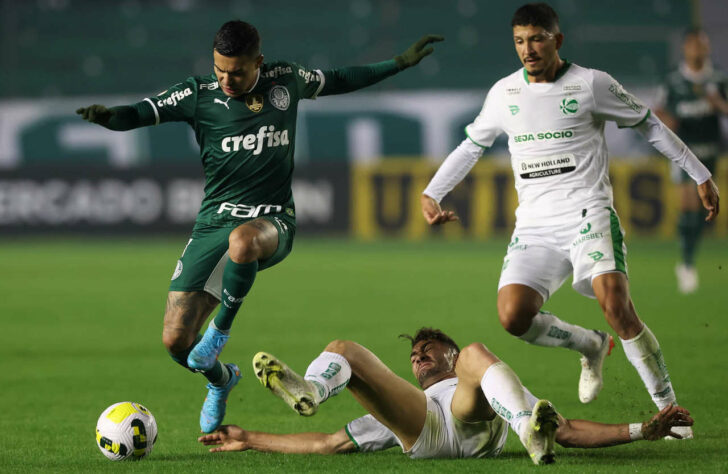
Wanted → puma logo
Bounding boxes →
[214,97,231,109]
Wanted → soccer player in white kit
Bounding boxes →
[420,3,719,440]
[198,328,693,465]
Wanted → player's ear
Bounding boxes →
[255,54,264,68]
[555,33,564,50]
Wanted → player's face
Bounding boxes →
[513,25,563,80]
[410,339,457,389]
[683,33,710,66]
[213,50,264,98]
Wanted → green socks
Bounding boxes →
[213,260,258,331]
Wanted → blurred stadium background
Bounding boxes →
[1,0,726,239]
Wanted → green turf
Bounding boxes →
[1,237,726,472]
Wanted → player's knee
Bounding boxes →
[228,229,261,263]
[497,300,536,336]
[323,339,352,356]
[458,343,497,370]
[162,327,195,354]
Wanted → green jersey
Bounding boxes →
[134,61,324,226]
[657,63,728,160]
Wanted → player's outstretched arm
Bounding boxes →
[198,425,356,454]
[76,104,154,131]
[394,35,445,70]
[317,35,443,97]
[421,194,458,225]
[697,178,720,222]
[555,404,693,448]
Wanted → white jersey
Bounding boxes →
[465,63,649,227]
[345,378,508,459]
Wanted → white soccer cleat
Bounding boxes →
[252,352,318,416]
[665,425,694,440]
[578,331,614,404]
[675,264,698,294]
[521,399,559,465]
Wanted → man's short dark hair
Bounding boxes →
[400,327,460,354]
[683,26,706,41]
[213,20,260,57]
[512,3,560,33]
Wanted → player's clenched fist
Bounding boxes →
[421,194,458,226]
[76,104,113,124]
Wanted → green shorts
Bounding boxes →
[671,156,716,184]
[168,213,296,300]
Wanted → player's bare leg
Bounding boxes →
[497,284,611,403]
[592,272,689,438]
[255,340,427,450]
[453,343,558,465]
[188,218,278,370]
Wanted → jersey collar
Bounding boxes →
[244,68,261,93]
[522,59,571,84]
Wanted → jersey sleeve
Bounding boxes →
[142,76,198,125]
[291,63,326,100]
[464,86,504,148]
[345,415,401,453]
[592,70,650,128]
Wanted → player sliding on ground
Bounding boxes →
[77,20,443,433]
[420,3,719,439]
[198,328,693,465]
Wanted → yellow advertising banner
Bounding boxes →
[352,157,727,240]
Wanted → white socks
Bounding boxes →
[481,362,533,441]
[621,325,676,409]
[520,311,602,356]
[304,351,352,404]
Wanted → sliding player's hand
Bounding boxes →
[198,425,249,452]
[76,104,113,125]
[641,404,693,441]
[421,194,458,226]
[697,178,720,222]
[395,35,444,69]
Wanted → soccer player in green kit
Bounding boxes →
[77,20,443,433]
[655,28,728,293]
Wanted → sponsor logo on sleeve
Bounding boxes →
[269,86,290,111]
[608,82,644,113]
[156,87,192,108]
[200,82,220,90]
[298,68,320,84]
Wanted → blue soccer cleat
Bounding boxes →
[188,324,230,371]
[199,363,241,433]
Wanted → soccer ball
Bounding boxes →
[95,402,158,461]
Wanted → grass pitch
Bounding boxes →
[1,237,726,473]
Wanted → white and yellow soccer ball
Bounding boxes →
[95,401,158,461]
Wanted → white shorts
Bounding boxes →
[498,207,627,300]
[406,382,508,459]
